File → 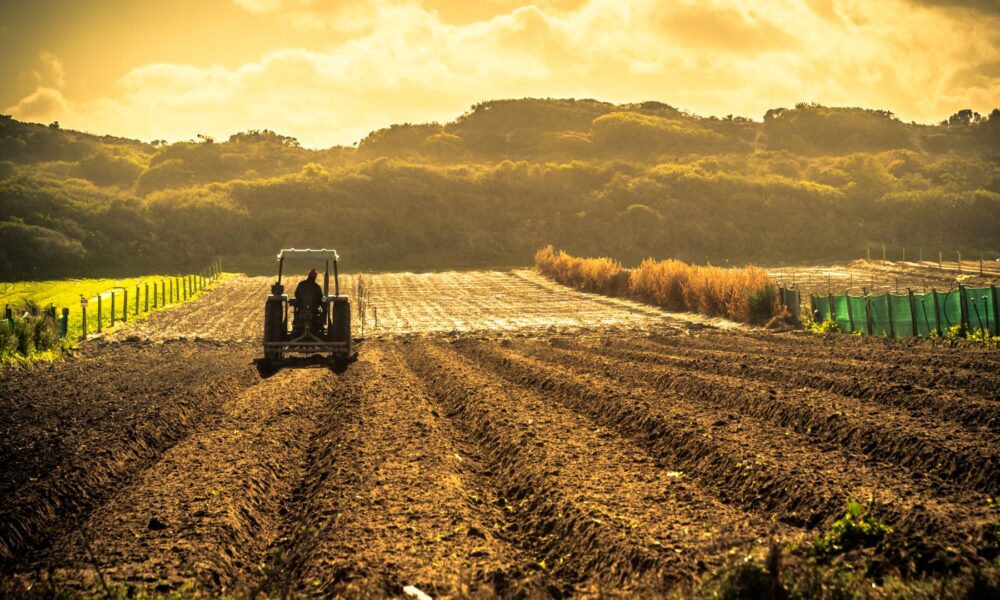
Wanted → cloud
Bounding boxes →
[38,52,66,88]
[5,87,69,122]
[9,0,999,147]
[232,0,386,32]
[5,52,70,123]
[232,0,284,12]
[906,0,1000,16]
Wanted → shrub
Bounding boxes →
[15,315,35,355]
[0,320,17,359]
[1,303,63,360]
[32,312,61,351]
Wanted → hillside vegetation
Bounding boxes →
[1,99,998,279]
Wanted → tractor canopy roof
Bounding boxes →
[276,248,340,262]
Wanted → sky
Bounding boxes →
[1,0,998,148]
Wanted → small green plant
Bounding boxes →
[967,328,1000,348]
[944,324,963,340]
[803,315,841,335]
[814,498,892,556]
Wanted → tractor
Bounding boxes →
[261,248,357,369]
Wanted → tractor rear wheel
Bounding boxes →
[331,297,351,358]
[263,299,284,360]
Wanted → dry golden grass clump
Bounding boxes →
[534,245,630,296]
[536,246,782,324]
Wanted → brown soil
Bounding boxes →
[2,272,998,595]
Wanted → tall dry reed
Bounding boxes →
[534,245,630,296]
[536,246,782,324]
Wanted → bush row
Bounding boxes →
[535,245,782,324]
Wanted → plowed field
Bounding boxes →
[2,271,998,597]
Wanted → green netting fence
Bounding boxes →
[809,285,999,338]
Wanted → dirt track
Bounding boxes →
[2,272,998,596]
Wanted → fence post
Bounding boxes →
[135,286,139,315]
[60,307,69,338]
[958,284,969,338]
[886,292,895,338]
[983,295,991,337]
[932,289,943,337]
[97,295,103,333]
[828,291,836,325]
[845,292,855,333]
[863,288,873,335]
[81,300,87,339]
[145,283,149,312]
[809,294,817,322]
[3,304,10,321]
[992,285,1000,336]
[939,250,943,270]
[169,279,173,304]
[122,289,127,323]
[907,288,918,337]
[902,247,906,262]
[110,292,116,326]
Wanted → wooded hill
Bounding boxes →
[1,99,998,279]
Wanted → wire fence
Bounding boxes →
[2,261,223,345]
[76,261,222,340]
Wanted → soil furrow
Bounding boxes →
[22,367,338,593]
[532,338,1000,495]
[634,333,1000,405]
[648,330,1000,374]
[403,341,691,592]
[262,344,550,598]
[455,339,996,572]
[0,342,256,567]
[405,340,796,586]
[569,336,1000,433]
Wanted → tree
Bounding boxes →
[946,109,981,126]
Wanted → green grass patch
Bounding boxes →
[1,273,228,342]
[0,272,228,367]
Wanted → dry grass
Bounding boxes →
[534,245,631,296]
[536,246,782,324]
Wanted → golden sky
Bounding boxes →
[2,0,998,148]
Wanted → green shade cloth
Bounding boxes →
[807,285,998,338]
